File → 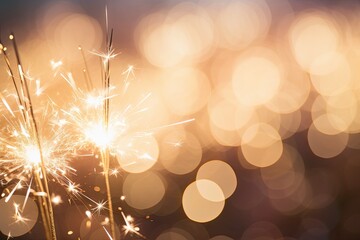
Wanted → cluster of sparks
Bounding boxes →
[0,25,192,239]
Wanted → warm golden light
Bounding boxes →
[24,145,42,166]
[84,123,113,149]
[240,123,283,168]
[289,12,340,71]
[2,1,360,239]
[196,160,237,199]
[182,180,225,223]
[232,48,282,106]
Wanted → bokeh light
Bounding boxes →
[196,160,237,199]
[2,0,360,239]
[123,171,166,210]
[232,47,283,107]
[159,130,202,175]
[0,195,38,237]
[240,123,283,167]
[182,180,225,223]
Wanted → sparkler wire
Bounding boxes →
[4,33,58,240]
[101,6,117,238]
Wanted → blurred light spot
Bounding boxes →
[310,52,351,96]
[116,135,159,173]
[0,195,38,237]
[289,12,340,71]
[232,48,282,106]
[240,123,283,167]
[123,171,165,210]
[216,0,271,49]
[208,96,254,131]
[43,9,103,62]
[182,180,225,223]
[307,123,348,158]
[160,130,202,175]
[196,179,225,202]
[161,68,211,116]
[210,122,242,147]
[265,65,310,114]
[138,3,214,68]
[278,111,302,139]
[197,160,237,199]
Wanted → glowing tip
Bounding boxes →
[25,145,41,165]
[9,35,14,40]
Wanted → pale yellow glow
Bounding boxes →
[24,145,41,165]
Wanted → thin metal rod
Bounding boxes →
[10,33,57,240]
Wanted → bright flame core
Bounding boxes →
[84,123,114,149]
[24,145,41,165]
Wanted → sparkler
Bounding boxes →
[57,8,118,238]
[60,44,195,240]
[0,34,76,240]
[57,8,195,239]
[1,7,194,239]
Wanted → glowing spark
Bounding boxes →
[13,203,29,224]
[85,210,92,219]
[35,79,42,96]
[144,118,196,133]
[51,194,63,205]
[5,180,22,203]
[109,168,120,177]
[86,95,103,107]
[22,179,32,212]
[102,217,110,226]
[50,59,63,70]
[90,49,118,62]
[68,183,79,193]
[103,226,113,240]
[121,212,145,238]
[6,232,11,240]
[92,200,107,215]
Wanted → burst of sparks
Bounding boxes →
[67,182,80,193]
[109,168,120,177]
[92,200,108,215]
[0,22,194,239]
[13,203,29,224]
[0,95,75,196]
[0,35,75,214]
[121,212,145,238]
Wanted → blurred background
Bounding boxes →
[1,0,360,239]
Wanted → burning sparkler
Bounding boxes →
[56,9,194,238]
[0,34,68,240]
[0,6,194,239]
